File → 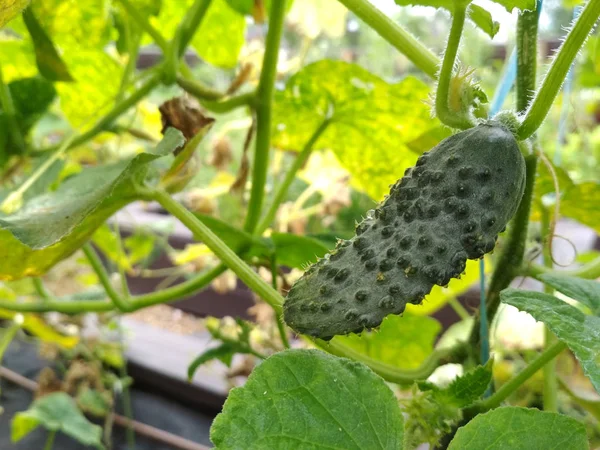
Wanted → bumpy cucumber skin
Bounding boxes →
[284,122,526,340]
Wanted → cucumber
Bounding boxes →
[284,122,526,340]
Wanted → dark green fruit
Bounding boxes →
[284,122,526,340]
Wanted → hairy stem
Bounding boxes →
[152,189,285,313]
[435,4,474,130]
[271,257,290,349]
[336,0,439,78]
[244,0,287,232]
[468,155,538,348]
[322,339,468,385]
[175,75,230,102]
[517,0,600,139]
[256,119,331,235]
[541,207,558,412]
[516,8,539,113]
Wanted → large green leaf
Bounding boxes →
[22,7,72,81]
[210,349,404,449]
[561,182,600,233]
[150,0,245,69]
[272,60,435,200]
[0,0,29,27]
[538,273,600,315]
[332,313,441,370]
[0,129,185,280]
[11,392,104,449]
[0,38,38,83]
[501,288,600,393]
[448,407,588,449]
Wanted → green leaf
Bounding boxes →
[271,233,330,269]
[11,392,104,449]
[76,387,112,417]
[468,4,500,39]
[188,344,237,380]
[501,288,600,393]
[150,0,245,69]
[491,0,537,12]
[0,129,185,280]
[0,39,38,83]
[332,313,441,370]
[423,359,493,407]
[210,349,404,449]
[22,7,73,81]
[561,182,600,234]
[538,273,600,315]
[448,407,588,449]
[406,125,452,154]
[8,76,57,134]
[272,60,435,200]
[0,0,29,27]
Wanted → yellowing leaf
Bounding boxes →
[272,60,436,200]
[0,309,77,348]
[289,0,348,38]
[0,38,37,82]
[173,243,212,265]
[0,0,29,28]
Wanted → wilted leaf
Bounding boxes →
[332,313,441,370]
[12,392,104,448]
[273,60,435,200]
[0,0,29,27]
[210,349,404,449]
[448,407,587,449]
[0,129,185,280]
[501,288,600,393]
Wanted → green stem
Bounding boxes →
[435,4,474,130]
[525,255,600,280]
[468,155,538,348]
[200,92,257,113]
[175,75,227,101]
[517,0,600,139]
[516,8,539,113]
[469,340,567,414]
[43,430,56,450]
[177,0,212,57]
[35,74,161,154]
[83,244,132,312]
[336,0,439,78]
[0,299,113,314]
[0,61,25,152]
[32,278,52,301]
[448,296,471,321]
[119,362,136,449]
[116,26,141,103]
[541,207,558,412]
[118,0,169,51]
[256,119,331,235]
[152,189,285,313]
[270,257,290,349]
[243,0,287,233]
[322,339,467,384]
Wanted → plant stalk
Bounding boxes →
[516,7,539,113]
[118,0,169,51]
[336,0,439,78]
[177,0,212,57]
[435,4,474,130]
[517,0,600,139]
[244,0,287,232]
[525,256,600,280]
[152,189,285,313]
[256,119,331,235]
